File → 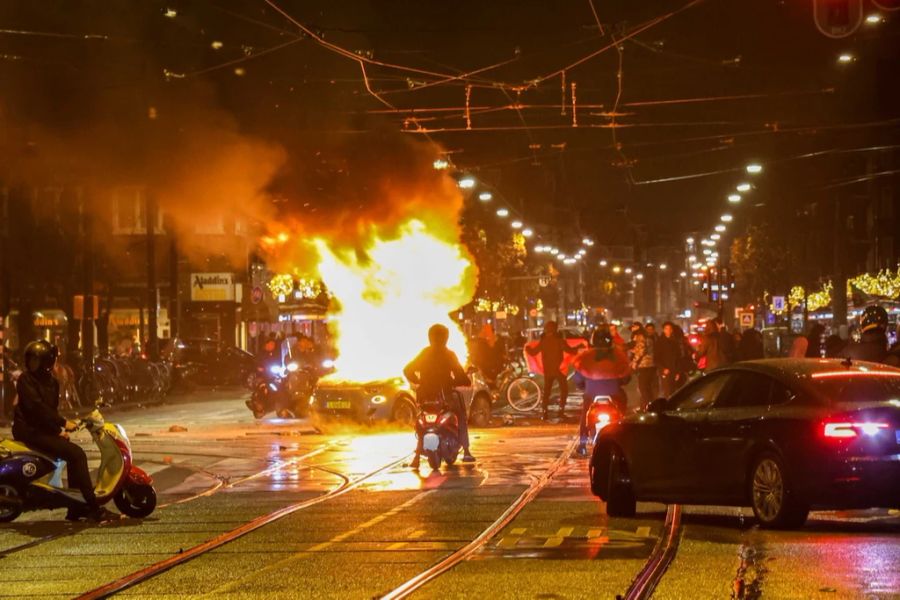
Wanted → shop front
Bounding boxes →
[184,272,242,347]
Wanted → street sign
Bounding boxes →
[251,286,264,305]
[739,311,754,329]
[772,296,786,312]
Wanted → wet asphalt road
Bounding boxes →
[1,391,898,599]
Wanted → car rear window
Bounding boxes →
[812,375,900,404]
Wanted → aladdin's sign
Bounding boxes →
[191,273,235,302]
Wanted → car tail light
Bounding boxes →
[822,420,890,439]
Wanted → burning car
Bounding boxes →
[310,370,494,427]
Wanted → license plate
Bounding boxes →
[326,400,351,410]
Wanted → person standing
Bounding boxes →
[629,324,658,409]
[738,328,765,360]
[655,322,687,397]
[525,321,580,420]
[839,306,890,363]
[698,319,730,371]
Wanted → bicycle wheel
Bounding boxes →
[506,377,542,413]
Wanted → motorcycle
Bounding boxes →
[0,409,156,522]
[415,392,462,470]
[246,361,317,419]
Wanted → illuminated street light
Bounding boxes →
[478,191,493,202]
[582,238,595,246]
[746,163,763,174]
[688,255,697,262]
[659,264,667,270]
[550,248,559,255]
[715,224,726,232]
[433,158,449,170]
[736,183,751,192]
[721,214,733,222]
[728,194,742,203]
[522,228,534,237]
[703,248,712,256]
[564,258,577,265]
[534,245,545,253]
[636,273,644,281]
[711,233,721,241]
[458,176,476,189]
[511,220,523,229]
[838,53,854,64]
[679,271,687,277]
[612,265,622,273]
[577,249,586,256]
[625,267,633,274]
[599,260,608,267]
[496,208,509,217]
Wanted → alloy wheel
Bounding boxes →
[752,458,784,522]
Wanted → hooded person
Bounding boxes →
[573,328,631,456]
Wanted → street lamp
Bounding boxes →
[659,264,667,270]
[496,208,509,217]
[612,265,622,273]
[534,245,545,253]
[582,238,594,246]
[736,182,751,192]
[624,267,633,274]
[728,194,742,203]
[721,214,733,222]
[478,191,493,202]
[433,158,449,170]
[522,228,534,237]
[511,220,523,229]
[711,233,721,241]
[550,248,559,255]
[458,176,476,189]
[636,273,644,280]
[686,236,695,245]
[599,259,608,267]
[715,224,726,232]
[746,163,763,174]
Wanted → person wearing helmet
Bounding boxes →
[12,341,113,521]
[839,306,890,363]
[404,324,474,469]
[572,327,631,456]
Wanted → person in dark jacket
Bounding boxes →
[839,306,890,363]
[737,328,765,361]
[12,341,112,521]
[404,324,474,469]
[655,322,687,397]
[526,321,580,420]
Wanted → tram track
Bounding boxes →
[73,452,412,599]
[621,504,684,600]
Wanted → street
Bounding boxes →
[2,391,896,599]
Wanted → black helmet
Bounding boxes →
[860,305,888,333]
[24,340,58,375]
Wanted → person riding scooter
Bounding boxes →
[12,341,115,521]
[403,324,475,469]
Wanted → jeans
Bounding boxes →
[542,372,568,411]
[16,432,96,506]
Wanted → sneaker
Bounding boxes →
[462,452,476,463]
[409,455,421,470]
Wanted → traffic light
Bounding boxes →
[813,0,863,38]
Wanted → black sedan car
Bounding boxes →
[589,359,900,528]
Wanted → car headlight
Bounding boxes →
[269,365,283,376]
[286,362,299,373]
[370,395,387,405]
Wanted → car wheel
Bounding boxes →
[469,393,491,428]
[392,397,417,427]
[749,452,809,529]
[605,446,636,517]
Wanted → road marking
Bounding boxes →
[496,527,527,548]
[543,526,575,547]
[409,529,426,539]
[636,526,651,537]
[202,489,437,597]
[587,528,604,538]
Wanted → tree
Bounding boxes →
[730,223,797,304]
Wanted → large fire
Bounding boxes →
[315,219,475,382]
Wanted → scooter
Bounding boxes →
[0,409,156,522]
[246,361,317,419]
[584,395,622,446]
[415,393,461,470]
